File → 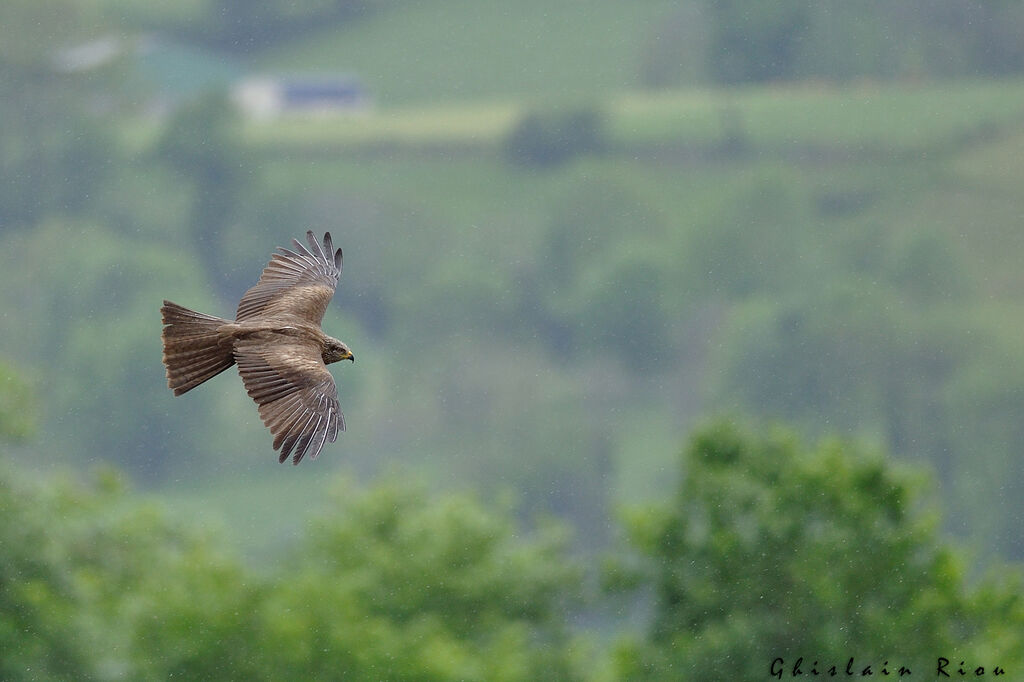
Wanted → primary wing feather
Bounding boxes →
[236,231,343,325]
[234,337,343,464]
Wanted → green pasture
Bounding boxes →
[237,79,1024,156]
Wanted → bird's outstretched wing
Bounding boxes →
[234,337,344,464]
[236,231,343,325]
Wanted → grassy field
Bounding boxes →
[608,79,1024,150]
[235,79,1024,158]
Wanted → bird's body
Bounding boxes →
[217,321,345,364]
[161,231,353,464]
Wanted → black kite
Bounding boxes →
[161,231,353,464]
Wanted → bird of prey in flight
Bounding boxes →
[161,231,354,464]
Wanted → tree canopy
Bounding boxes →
[610,420,1024,680]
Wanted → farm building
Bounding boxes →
[233,75,372,119]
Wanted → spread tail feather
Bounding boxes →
[161,300,234,396]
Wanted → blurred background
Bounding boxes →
[2,0,1024,679]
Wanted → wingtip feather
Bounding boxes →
[306,230,329,261]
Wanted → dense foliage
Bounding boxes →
[0,466,586,681]
[610,421,1024,679]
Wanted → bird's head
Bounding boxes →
[323,337,355,365]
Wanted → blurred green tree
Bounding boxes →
[505,106,606,168]
[609,420,1024,680]
[261,479,588,681]
[704,0,812,84]
[0,466,589,680]
[0,466,260,681]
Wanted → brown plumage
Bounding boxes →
[161,231,353,464]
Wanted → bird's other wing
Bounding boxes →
[234,337,344,464]
[236,231,343,325]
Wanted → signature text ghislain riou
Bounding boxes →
[770,657,1006,678]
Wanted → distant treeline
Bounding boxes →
[190,0,387,51]
[151,0,1024,82]
[694,0,1024,84]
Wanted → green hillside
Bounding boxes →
[223,75,1024,558]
